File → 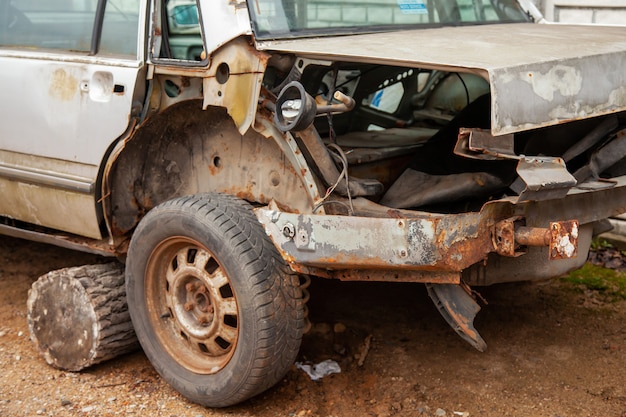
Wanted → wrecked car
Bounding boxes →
[1,0,626,408]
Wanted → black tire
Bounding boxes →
[125,193,305,407]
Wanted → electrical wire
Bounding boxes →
[312,143,354,216]
[327,143,354,215]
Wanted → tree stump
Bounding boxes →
[27,263,139,371]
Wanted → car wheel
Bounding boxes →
[125,193,305,407]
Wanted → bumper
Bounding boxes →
[256,175,626,281]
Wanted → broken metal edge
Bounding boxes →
[426,283,487,352]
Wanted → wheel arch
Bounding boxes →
[103,99,317,242]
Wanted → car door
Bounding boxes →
[0,0,145,239]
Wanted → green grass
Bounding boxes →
[590,238,614,251]
[564,263,626,300]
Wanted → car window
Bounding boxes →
[100,0,141,57]
[249,0,530,39]
[156,0,205,61]
[0,0,139,57]
[363,71,412,115]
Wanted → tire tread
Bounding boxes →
[127,192,304,407]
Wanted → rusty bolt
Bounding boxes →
[197,285,208,294]
[283,223,296,239]
[185,282,197,292]
[184,301,195,311]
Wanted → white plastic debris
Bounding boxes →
[295,359,341,381]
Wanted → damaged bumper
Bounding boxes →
[256,175,626,281]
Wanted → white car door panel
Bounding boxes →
[0,0,143,238]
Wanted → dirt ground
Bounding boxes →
[1,235,626,417]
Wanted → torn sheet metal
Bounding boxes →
[426,283,487,352]
[453,129,578,202]
[454,128,516,160]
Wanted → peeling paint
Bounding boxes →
[521,65,582,102]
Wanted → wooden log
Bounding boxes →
[27,263,139,371]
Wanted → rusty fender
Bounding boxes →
[256,175,626,280]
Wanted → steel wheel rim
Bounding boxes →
[145,236,239,374]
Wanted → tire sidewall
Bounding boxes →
[126,200,271,406]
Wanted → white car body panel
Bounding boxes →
[256,23,626,135]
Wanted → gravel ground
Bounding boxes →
[1,235,626,417]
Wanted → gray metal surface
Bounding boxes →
[257,23,626,135]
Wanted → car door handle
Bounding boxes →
[80,71,124,102]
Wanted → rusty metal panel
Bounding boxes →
[332,269,460,284]
[256,208,494,271]
[493,218,517,257]
[257,175,626,273]
[257,210,438,268]
[0,179,103,239]
[0,150,102,239]
[202,38,268,134]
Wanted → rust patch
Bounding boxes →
[386,210,404,219]
[550,220,579,260]
[333,269,460,284]
[493,218,516,256]
[49,69,78,101]
[440,235,492,271]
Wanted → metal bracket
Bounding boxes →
[454,128,516,160]
[493,217,579,260]
[549,220,579,260]
[454,128,578,202]
[514,156,577,202]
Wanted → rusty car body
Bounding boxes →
[1,0,625,408]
